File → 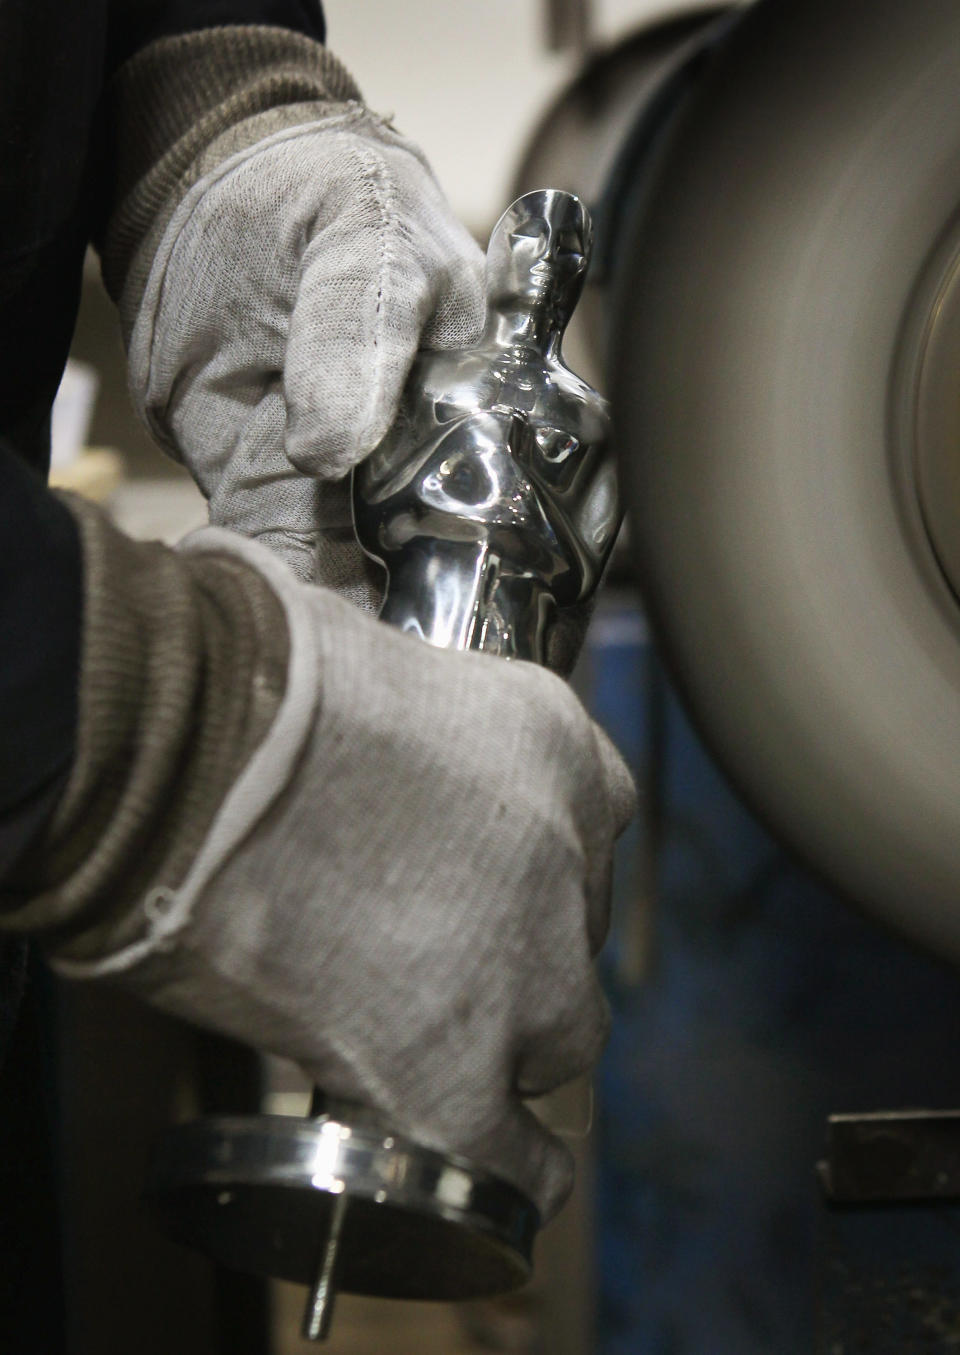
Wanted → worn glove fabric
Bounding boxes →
[10,501,634,1219]
[125,100,486,605]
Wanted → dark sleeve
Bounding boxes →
[0,443,81,880]
[0,0,108,470]
[0,0,328,468]
[107,0,326,72]
[0,0,323,866]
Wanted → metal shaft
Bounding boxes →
[301,1192,349,1341]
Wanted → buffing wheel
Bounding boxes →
[613,0,960,957]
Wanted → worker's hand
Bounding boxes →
[125,104,485,611]
[53,527,635,1221]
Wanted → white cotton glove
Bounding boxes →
[126,105,486,607]
[54,530,635,1221]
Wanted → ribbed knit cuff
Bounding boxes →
[0,498,289,961]
[107,1,326,74]
[99,25,363,304]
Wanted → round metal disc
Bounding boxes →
[613,0,960,957]
[145,1115,537,1301]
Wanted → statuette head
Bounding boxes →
[485,189,591,322]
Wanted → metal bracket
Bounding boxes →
[819,1110,960,1205]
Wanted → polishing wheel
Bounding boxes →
[612,0,960,959]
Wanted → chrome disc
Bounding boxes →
[146,1113,536,1301]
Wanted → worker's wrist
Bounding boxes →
[0,498,290,961]
[99,25,363,308]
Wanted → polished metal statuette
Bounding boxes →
[354,187,618,664]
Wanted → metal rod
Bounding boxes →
[301,1192,349,1342]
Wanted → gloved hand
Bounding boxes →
[44,519,634,1221]
[125,103,486,609]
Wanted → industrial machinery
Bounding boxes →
[145,188,621,1342]
[611,0,960,962]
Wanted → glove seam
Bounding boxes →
[354,138,398,458]
[126,108,372,444]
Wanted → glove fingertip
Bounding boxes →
[593,723,638,834]
[483,1103,576,1224]
[285,341,415,480]
[529,1119,576,1224]
[421,257,487,352]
